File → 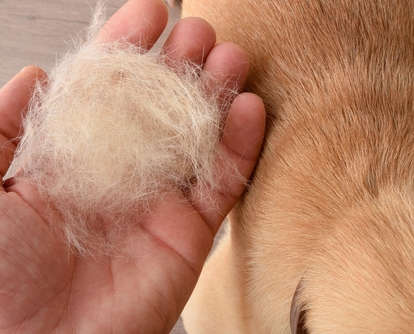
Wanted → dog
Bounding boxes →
[179,1,414,333]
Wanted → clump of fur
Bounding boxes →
[8,25,234,255]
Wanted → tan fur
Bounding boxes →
[9,9,237,256]
[181,1,414,333]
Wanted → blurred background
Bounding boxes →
[0,1,186,333]
[0,0,181,86]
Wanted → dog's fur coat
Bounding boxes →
[181,1,414,333]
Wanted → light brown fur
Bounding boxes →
[181,1,414,333]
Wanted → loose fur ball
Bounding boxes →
[8,25,234,255]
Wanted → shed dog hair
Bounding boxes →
[8,9,237,256]
[181,1,414,333]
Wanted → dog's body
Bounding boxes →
[181,1,414,333]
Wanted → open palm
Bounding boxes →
[0,1,265,333]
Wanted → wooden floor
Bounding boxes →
[0,0,180,86]
[0,1,186,333]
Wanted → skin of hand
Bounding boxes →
[0,0,265,333]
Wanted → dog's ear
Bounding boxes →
[290,279,308,334]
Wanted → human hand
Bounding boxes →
[0,1,265,333]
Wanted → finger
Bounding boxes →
[0,66,47,177]
[202,42,250,103]
[96,0,168,49]
[162,17,216,66]
[192,93,266,231]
